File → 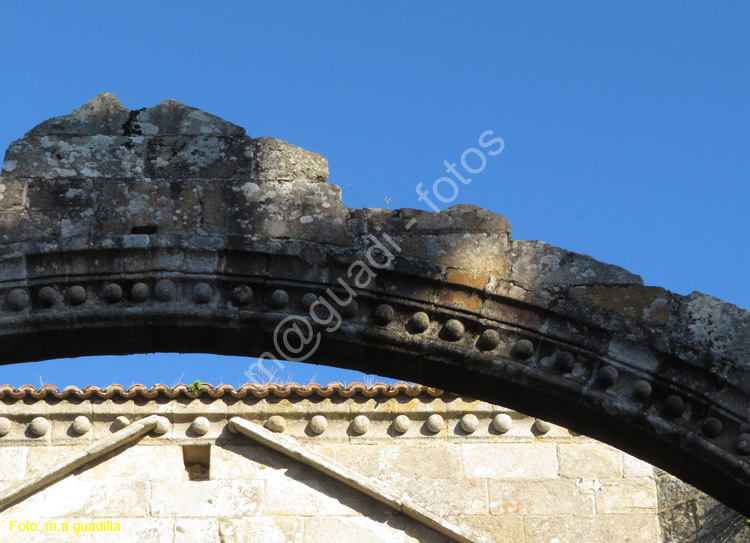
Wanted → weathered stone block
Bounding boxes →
[0,208,62,243]
[144,136,253,179]
[210,444,265,480]
[606,336,662,374]
[90,397,138,417]
[570,285,671,326]
[5,135,148,179]
[524,514,660,543]
[0,178,25,209]
[378,443,465,480]
[102,518,175,543]
[0,251,25,282]
[511,240,643,289]
[399,478,488,516]
[444,514,524,543]
[264,470,385,517]
[219,518,304,543]
[333,442,465,482]
[25,445,88,477]
[43,479,150,517]
[444,268,490,290]
[211,443,338,482]
[489,479,594,516]
[251,137,329,183]
[436,281,485,313]
[93,179,202,236]
[26,178,95,210]
[27,93,130,137]
[462,443,558,479]
[332,443,385,477]
[0,447,27,480]
[77,444,184,481]
[674,291,750,363]
[558,443,622,479]
[150,480,264,517]
[174,519,221,543]
[394,233,509,277]
[351,204,511,237]
[132,99,246,137]
[595,479,658,514]
[622,452,653,478]
[657,472,701,506]
[202,179,351,244]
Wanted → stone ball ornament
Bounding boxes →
[0,417,12,437]
[29,417,50,437]
[71,415,92,435]
[460,414,479,433]
[351,415,370,435]
[309,415,328,435]
[266,416,286,433]
[191,416,211,436]
[6,289,29,311]
[393,414,411,434]
[426,414,445,433]
[492,413,513,433]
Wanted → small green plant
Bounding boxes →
[187,380,203,394]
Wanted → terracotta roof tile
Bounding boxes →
[0,382,444,400]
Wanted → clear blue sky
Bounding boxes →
[0,2,747,389]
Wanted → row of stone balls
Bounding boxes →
[3,282,538,360]
[0,416,96,437]
[263,413,552,436]
[0,415,175,438]
[2,281,220,310]
[0,414,553,440]
[2,284,317,311]
[2,283,529,351]
[3,283,511,346]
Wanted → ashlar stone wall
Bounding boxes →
[0,384,664,542]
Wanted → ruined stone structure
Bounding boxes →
[0,95,749,533]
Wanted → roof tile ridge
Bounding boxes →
[0,382,448,399]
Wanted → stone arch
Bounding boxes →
[1,94,749,514]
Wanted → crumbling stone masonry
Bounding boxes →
[1,95,749,520]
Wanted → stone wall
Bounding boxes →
[0,384,666,542]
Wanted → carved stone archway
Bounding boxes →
[1,94,749,514]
